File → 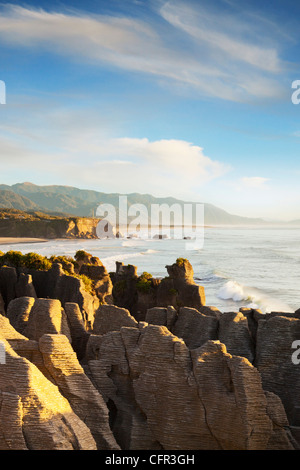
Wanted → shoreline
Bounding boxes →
[0,237,49,245]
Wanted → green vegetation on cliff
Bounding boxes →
[0,209,99,239]
[0,250,95,294]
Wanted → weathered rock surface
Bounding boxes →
[0,336,97,450]
[218,311,254,363]
[255,315,300,429]
[7,296,35,334]
[92,304,138,336]
[15,273,37,299]
[0,252,298,451]
[23,298,71,343]
[64,302,90,360]
[86,323,294,450]
[111,259,206,322]
[39,334,120,450]
[0,266,17,309]
[171,306,218,350]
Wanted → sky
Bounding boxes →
[0,0,300,220]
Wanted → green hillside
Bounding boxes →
[0,182,272,225]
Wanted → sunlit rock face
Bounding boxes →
[0,336,97,450]
[85,323,294,450]
[0,254,298,451]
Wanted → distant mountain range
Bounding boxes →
[0,182,298,226]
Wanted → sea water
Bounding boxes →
[1,226,299,314]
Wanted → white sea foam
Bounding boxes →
[217,280,294,313]
[217,281,247,302]
[142,249,159,254]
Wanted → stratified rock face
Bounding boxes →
[64,302,90,360]
[157,260,206,312]
[39,334,119,450]
[0,390,27,450]
[255,315,300,426]
[218,311,254,363]
[79,264,113,305]
[15,273,37,299]
[0,337,96,450]
[86,323,294,450]
[23,298,71,342]
[92,304,138,336]
[7,297,35,334]
[171,307,218,350]
[0,266,17,308]
[111,260,206,321]
[0,293,4,316]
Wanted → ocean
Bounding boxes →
[1,226,299,314]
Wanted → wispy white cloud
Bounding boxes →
[241,176,270,188]
[0,2,289,102]
[0,100,228,199]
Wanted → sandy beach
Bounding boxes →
[0,237,49,245]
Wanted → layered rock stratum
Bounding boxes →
[0,254,299,450]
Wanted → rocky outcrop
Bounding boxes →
[255,315,300,433]
[39,334,119,450]
[92,304,138,336]
[23,298,71,343]
[85,323,294,450]
[111,259,206,322]
[0,336,97,450]
[15,273,37,299]
[218,311,254,363]
[0,254,299,451]
[0,213,99,239]
[7,297,36,334]
[171,306,218,350]
[0,263,100,329]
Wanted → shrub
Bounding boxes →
[23,252,52,271]
[75,250,91,261]
[49,255,77,273]
[0,250,25,267]
[136,271,153,293]
[176,257,188,267]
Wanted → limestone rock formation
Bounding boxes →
[111,259,206,322]
[218,311,254,363]
[0,293,5,316]
[92,304,138,336]
[39,334,120,450]
[0,266,17,309]
[255,315,300,437]
[85,323,294,450]
[0,337,97,450]
[171,306,218,350]
[64,302,90,360]
[23,298,71,343]
[15,273,37,299]
[7,296,35,334]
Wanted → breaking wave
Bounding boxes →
[217,280,294,313]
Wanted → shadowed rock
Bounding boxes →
[86,323,294,450]
[255,315,300,430]
[39,334,120,450]
[171,307,218,350]
[0,266,17,309]
[64,302,90,360]
[218,311,254,363]
[92,304,138,335]
[7,297,36,334]
[15,273,37,299]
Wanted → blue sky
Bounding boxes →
[0,0,300,219]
